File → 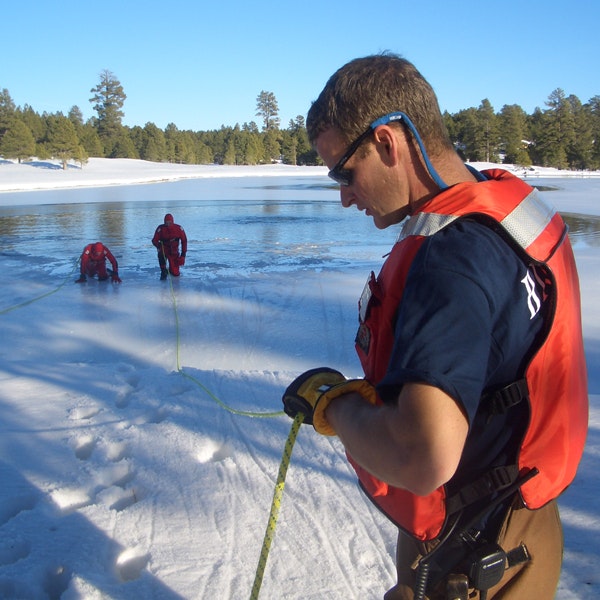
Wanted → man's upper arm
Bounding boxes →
[392,381,469,493]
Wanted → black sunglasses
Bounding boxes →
[327,127,374,187]
[328,111,449,190]
[327,112,407,186]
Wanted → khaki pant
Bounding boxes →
[384,498,563,600]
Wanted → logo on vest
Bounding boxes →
[521,269,541,319]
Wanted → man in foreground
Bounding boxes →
[76,241,121,283]
[282,53,588,599]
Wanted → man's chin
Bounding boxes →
[374,207,411,229]
[373,214,402,230]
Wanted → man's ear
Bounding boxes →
[373,125,401,166]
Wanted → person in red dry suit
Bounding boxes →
[151,213,188,280]
[76,242,121,283]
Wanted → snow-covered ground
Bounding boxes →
[0,158,326,197]
[0,158,598,599]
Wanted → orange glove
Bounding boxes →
[312,378,378,435]
[282,368,377,435]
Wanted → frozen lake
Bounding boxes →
[0,176,598,282]
[0,176,400,281]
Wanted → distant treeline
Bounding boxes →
[1,70,599,171]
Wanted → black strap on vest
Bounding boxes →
[445,465,520,516]
[445,379,529,515]
[483,378,529,422]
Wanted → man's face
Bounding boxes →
[315,127,409,229]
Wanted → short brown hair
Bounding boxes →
[306,53,453,157]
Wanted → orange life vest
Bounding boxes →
[351,169,588,541]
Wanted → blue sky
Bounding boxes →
[2,0,598,132]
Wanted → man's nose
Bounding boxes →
[340,186,353,208]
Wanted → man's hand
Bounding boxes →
[179,253,186,266]
[112,273,122,283]
[283,368,346,425]
[283,369,378,435]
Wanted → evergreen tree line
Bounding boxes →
[444,91,600,170]
[1,70,599,170]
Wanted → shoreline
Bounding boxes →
[2,157,600,196]
[0,158,328,194]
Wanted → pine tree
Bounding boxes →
[453,107,479,161]
[0,118,36,162]
[89,69,126,156]
[18,105,46,147]
[68,105,84,128]
[540,88,574,169]
[499,104,531,166]
[140,122,167,162]
[567,95,594,169]
[477,99,499,162]
[587,95,600,169]
[79,122,103,157]
[193,137,213,164]
[0,88,16,141]
[287,116,313,165]
[223,138,236,164]
[256,91,280,131]
[45,114,84,169]
[262,128,281,163]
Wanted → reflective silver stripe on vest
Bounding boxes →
[500,189,556,250]
[398,212,457,240]
[398,188,555,250]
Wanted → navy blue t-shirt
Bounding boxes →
[378,217,548,491]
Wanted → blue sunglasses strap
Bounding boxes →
[371,111,449,190]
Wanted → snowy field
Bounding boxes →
[0,158,598,599]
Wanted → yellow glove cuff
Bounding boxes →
[313,379,378,436]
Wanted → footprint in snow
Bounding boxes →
[92,461,135,490]
[50,487,93,514]
[104,440,130,462]
[0,493,39,527]
[195,439,234,464]
[97,484,145,512]
[0,537,31,566]
[130,406,168,426]
[115,547,150,582]
[43,565,71,599]
[114,365,141,408]
[115,388,133,409]
[73,434,97,460]
[68,404,102,421]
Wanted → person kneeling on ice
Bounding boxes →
[76,242,121,283]
[152,213,188,280]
